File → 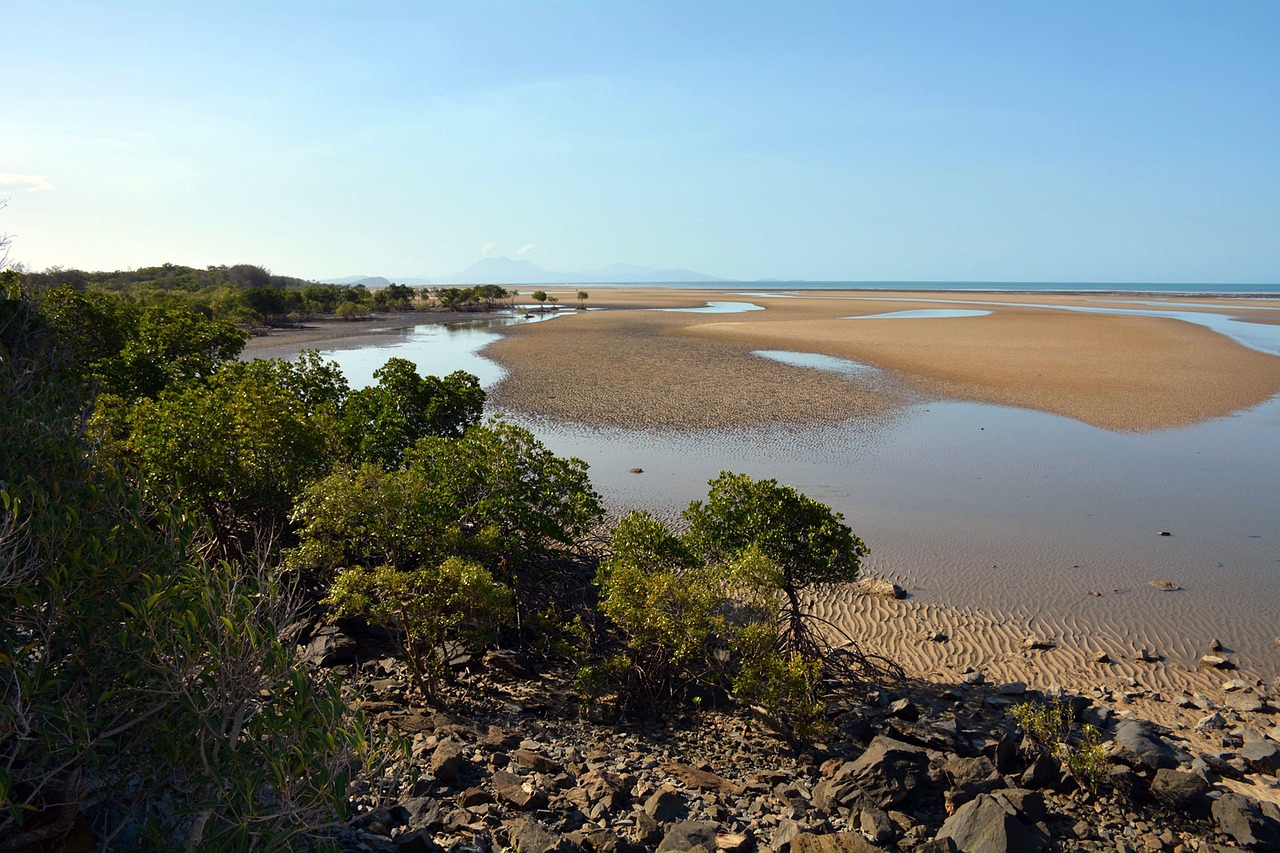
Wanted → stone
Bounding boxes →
[457,787,494,809]
[1239,740,1280,774]
[936,794,1048,852]
[507,816,576,853]
[1112,719,1190,771]
[996,681,1026,696]
[1019,753,1063,792]
[1199,654,1236,670]
[1211,792,1280,849]
[814,736,931,812]
[927,629,949,642]
[431,739,466,781]
[514,747,562,775]
[578,769,630,811]
[888,698,919,722]
[657,821,720,853]
[494,770,548,811]
[483,648,531,677]
[943,756,1001,809]
[396,829,446,853]
[859,807,897,844]
[1022,636,1055,650]
[714,833,751,853]
[661,762,746,795]
[771,819,803,851]
[1148,580,1181,591]
[852,577,904,599]
[1147,769,1209,815]
[1093,651,1112,664]
[991,788,1045,823]
[790,832,880,853]
[301,624,358,667]
[1195,712,1228,733]
[644,787,689,824]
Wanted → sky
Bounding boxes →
[2,1,1278,283]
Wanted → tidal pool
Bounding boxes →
[658,301,765,314]
[845,309,992,320]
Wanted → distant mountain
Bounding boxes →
[325,259,723,287]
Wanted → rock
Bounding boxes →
[1239,740,1280,774]
[852,577,904,599]
[661,762,745,796]
[832,735,931,811]
[494,770,548,811]
[508,816,577,853]
[771,819,803,851]
[859,807,897,844]
[1147,768,1209,815]
[629,468,644,474]
[936,793,1048,852]
[514,747,562,775]
[431,739,466,782]
[643,787,689,824]
[1210,638,1224,652]
[484,649,531,677]
[1158,530,1172,536]
[992,789,1045,823]
[888,698,919,722]
[914,841,958,853]
[1022,636,1055,651]
[790,832,880,853]
[1019,753,1064,792]
[714,833,751,853]
[1135,648,1161,663]
[1199,654,1236,670]
[301,624,358,667]
[578,769,629,811]
[396,828,446,853]
[457,787,493,809]
[1211,792,1280,849]
[1148,580,1181,591]
[1112,719,1190,772]
[1196,711,1228,733]
[1092,651,1112,664]
[943,756,1001,809]
[657,821,720,853]
[926,629,949,642]
[1226,691,1267,713]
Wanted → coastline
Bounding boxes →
[242,287,1280,719]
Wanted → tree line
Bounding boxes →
[1,269,863,850]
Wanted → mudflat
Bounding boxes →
[486,287,1280,431]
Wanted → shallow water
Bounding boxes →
[752,349,881,377]
[313,309,1280,679]
[657,301,764,314]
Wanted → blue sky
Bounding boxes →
[2,1,1277,283]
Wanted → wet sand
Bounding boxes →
[486,288,1280,432]
[248,287,1280,710]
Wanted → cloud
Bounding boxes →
[481,241,499,256]
[517,243,535,255]
[0,173,57,192]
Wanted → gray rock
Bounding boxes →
[888,697,919,721]
[817,736,931,811]
[858,806,897,844]
[1112,719,1189,771]
[643,787,689,824]
[1211,792,1280,849]
[853,577,905,599]
[943,756,1001,808]
[936,793,1048,852]
[507,816,577,853]
[431,739,466,782]
[790,831,880,853]
[656,821,719,853]
[1147,769,1209,815]
[1239,740,1280,774]
[494,770,548,811]
[301,624,358,667]
[991,788,1045,823]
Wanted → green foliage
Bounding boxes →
[108,362,335,551]
[596,510,828,741]
[1011,700,1110,793]
[1,274,370,848]
[340,357,484,469]
[531,290,548,305]
[325,558,513,701]
[576,290,589,309]
[291,419,603,604]
[432,285,510,312]
[684,471,866,650]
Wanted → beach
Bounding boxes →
[244,287,1280,726]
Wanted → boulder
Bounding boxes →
[514,747,562,775]
[494,770,548,811]
[301,624,358,667]
[790,832,880,853]
[936,794,1048,852]
[656,821,720,853]
[507,816,578,853]
[1211,792,1280,849]
[1239,740,1280,775]
[858,807,897,844]
[643,787,689,824]
[815,736,931,811]
[1112,719,1189,771]
[661,762,745,795]
[943,756,1001,808]
[1146,768,1209,815]
[431,739,466,782]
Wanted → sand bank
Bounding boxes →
[486,288,1280,432]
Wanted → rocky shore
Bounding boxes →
[303,621,1280,853]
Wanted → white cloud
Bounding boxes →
[517,243,535,255]
[481,241,499,256]
[0,173,57,192]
